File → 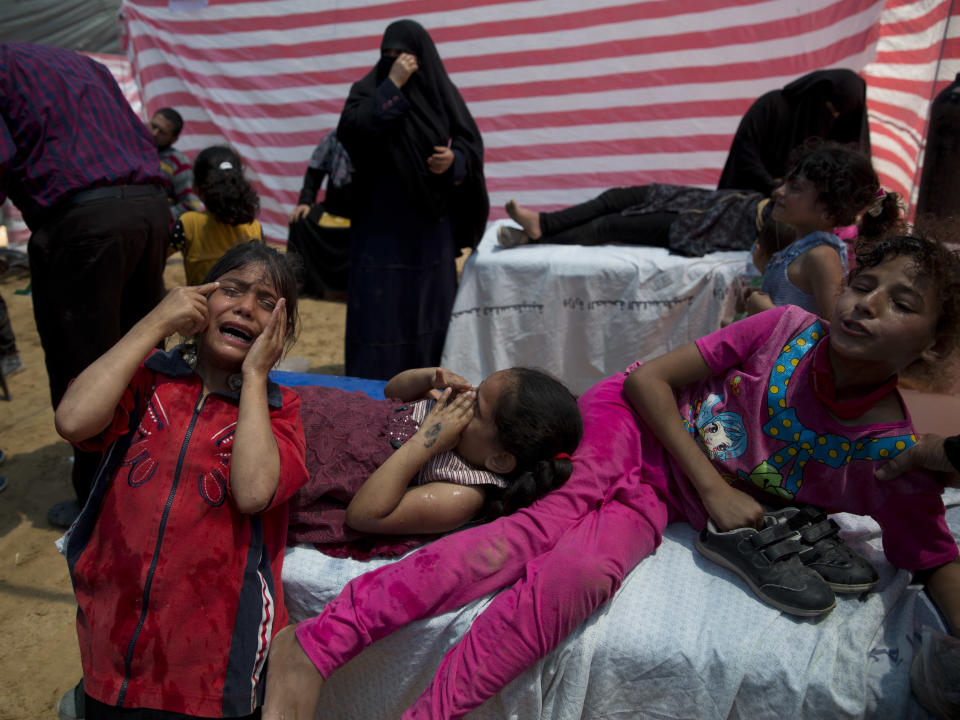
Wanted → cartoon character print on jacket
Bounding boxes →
[118,386,234,507]
[739,320,916,499]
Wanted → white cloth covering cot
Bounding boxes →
[440,219,752,394]
[284,493,958,719]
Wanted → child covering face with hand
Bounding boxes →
[288,365,583,559]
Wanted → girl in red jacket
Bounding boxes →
[56,242,308,719]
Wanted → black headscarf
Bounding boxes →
[717,69,871,195]
[338,19,489,250]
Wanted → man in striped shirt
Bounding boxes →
[148,107,203,222]
[0,42,170,527]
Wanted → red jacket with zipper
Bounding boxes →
[64,348,307,717]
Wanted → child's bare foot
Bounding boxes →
[505,199,542,240]
[263,624,325,720]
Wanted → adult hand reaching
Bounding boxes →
[875,434,960,485]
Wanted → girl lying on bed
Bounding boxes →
[286,365,582,559]
[264,226,960,720]
[502,142,900,319]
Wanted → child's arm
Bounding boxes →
[383,367,473,401]
[787,245,843,320]
[798,244,844,319]
[345,388,485,534]
[744,289,776,316]
[55,283,216,442]
[624,343,764,531]
[230,299,288,514]
[926,559,960,637]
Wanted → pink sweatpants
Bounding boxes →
[296,372,676,718]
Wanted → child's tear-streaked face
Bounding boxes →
[201,263,280,371]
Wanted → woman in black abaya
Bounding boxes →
[717,68,871,195]
[337,19,488,380]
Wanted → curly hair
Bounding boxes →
[193,145,260,225]
[786,140,881,226]
[851,222,960,387]
[857,189,903,240]
[481,368,583,520]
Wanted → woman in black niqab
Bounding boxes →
[717,68,871,195]
[337,19,489,380]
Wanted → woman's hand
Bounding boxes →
[289,204,311,223]
[427,143,454,175]
[388,52,419,88]
[151,282,218,339]
[414,387,475,454]
[242,299,286,379]
[700,482,764,531]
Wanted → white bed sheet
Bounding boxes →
[283,492,960,719]
[440,220,751,394]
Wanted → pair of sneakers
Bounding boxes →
[695,505,878,617]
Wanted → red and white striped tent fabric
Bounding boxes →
[122,0,960,245]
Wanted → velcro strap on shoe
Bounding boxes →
[798,518,840,545]
[749,521,797,549]
[794,505,828,525]
[761,537,805,563]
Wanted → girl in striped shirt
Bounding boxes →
[286,366,582,558]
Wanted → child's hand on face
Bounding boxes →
[415,387,476,454]
[152,282,218,338]
[432,368,474,395]
[241,298,286,380]
[702,483,764,532]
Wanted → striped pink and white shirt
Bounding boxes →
[410,399,508,490]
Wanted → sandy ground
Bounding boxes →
[0,255,347,720]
